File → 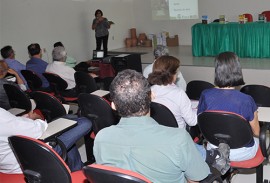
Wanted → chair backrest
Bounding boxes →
[74,71,98,94]
[8,135,72,183]
[30,91,67,122]
[198,111,253,149]
[78,93,119,134]
[262,11,270,21]
[83,164,151,183]
[43,72,68,94]
[3,84,32,113]
[243,13,253,22]
[240,84,270,107]
[186,80,214,100]
[150,102,178,128]
[21,70,43,91]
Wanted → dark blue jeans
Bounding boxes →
[53,116,92,172]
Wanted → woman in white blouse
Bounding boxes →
[148,55,197,129]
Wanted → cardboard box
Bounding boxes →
[166,35,179,47]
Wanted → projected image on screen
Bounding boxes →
[151,0,198,20]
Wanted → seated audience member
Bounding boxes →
[26,43,49,88]
[0,60,26,110]
[143,45,187,91]
[93,69,210,183]
[0,107,92,174]
[148,55,197,129]
[46,46,77,96]
[198,52,260,162]
[53,42,77,68]
[1,45,28,88]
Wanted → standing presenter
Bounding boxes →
[92,9,110,57]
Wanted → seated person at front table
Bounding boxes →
[198,51,260,161]
[0,107,92,174]
[143,45,187,91]
[53,41,77,68]
[0,60,27,110]
[0,45,28,88]
[26,43,49,88]
[93,69,210,183]
[148,55,197,129]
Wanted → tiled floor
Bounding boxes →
[231,165,270,182]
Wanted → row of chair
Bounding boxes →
[243,11,270,22]
[21,70,99,103]
[186,80,270,108]
[4,76,270,182]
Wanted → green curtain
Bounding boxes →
[192,22,270,58]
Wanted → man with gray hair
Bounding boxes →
[93,69,210,183]
[143,45,187,91]
[46,46,76,90]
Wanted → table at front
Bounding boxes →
[192,22,270,58]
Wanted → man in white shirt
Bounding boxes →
[0,108,92,173]
[143,45,187,91]
[46,46,76,89]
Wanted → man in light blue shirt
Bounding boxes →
[94,69,210,183]
[1,45,28,88]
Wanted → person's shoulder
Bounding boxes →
[143,63,153,78]
[94,125,117,139]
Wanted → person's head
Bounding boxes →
[148,55,180,86]
[214,51,245,87]
[1,46,15,59]
[53,42,64,48]
[110,69,151,117]
[28,43,41,57]
[153,45,169,59]
[52,46,67,62]
[0,60,9,79]
[95,9,103,18]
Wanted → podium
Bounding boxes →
[111,54,142,74]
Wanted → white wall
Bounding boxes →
[132,0,270,46]
[0,0,134,63]
[181,65,270,87]
[0,0,269,63]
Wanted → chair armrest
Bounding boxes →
[86,114,98,121]
[23,169,41,183]
[259,123,270,157]
[86,114,99,134]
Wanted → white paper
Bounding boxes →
[39,118,77,140]
[91,90,110,97]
